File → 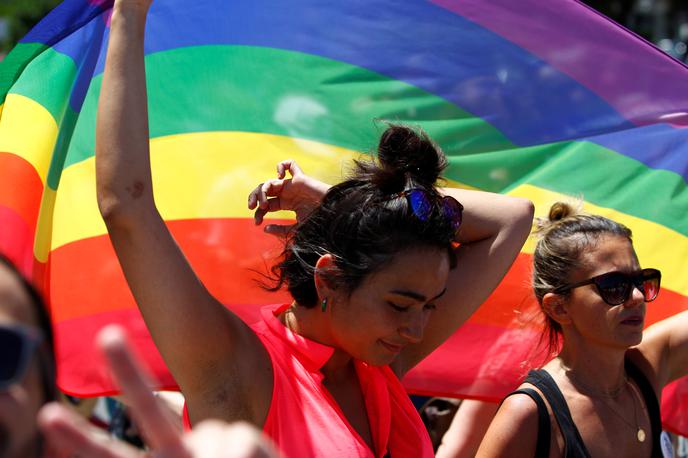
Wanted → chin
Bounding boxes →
[614,330,643,349]
[360,351,397,367]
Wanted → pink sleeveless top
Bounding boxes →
[182,304,433,457]
[253,304,433,458]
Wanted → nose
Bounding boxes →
[624,284,645,308]
[398,310,428,344]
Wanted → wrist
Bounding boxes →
[113,0,151,18]
[306,178,330,202]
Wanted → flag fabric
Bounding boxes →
[1,0,687,435]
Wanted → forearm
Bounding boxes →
[440,188,534,245]
[96,1,155,220]
[642,310,688,384]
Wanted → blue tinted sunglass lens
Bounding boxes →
[0,329,24,384]
[442,198,463,231]
[408,190,432,221]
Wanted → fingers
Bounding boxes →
[263,224,295,237]
[253,197,285,225]
[97,325,186,453]
[276,159,303,180]
[248,179,286,211]
[185,421,280,458]
[38,403,140,458]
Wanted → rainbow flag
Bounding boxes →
[1,0,687,435]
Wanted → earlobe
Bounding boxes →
[542,292,572,326]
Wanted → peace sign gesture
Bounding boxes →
[38,326,279,458]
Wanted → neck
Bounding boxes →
[554,335,628,395]
[281,303,354,380]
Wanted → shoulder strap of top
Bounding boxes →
[503,387,551,458]
[525,370,592,458]
[625,360,663,458]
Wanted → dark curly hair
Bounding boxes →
[267,124,458,307]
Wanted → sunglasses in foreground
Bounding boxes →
[392,188,464,233]
[553,268,661,306]
[0,323,43,390]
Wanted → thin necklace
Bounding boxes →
[564,368,626,398]
[627,380,648,443]
[562,366,646,443]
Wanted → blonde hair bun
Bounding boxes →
[535,200,583,237]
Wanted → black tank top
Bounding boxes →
[504,360,663,458]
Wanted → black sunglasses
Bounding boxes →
[392,188,464,232]
[0,324,42,391]
[553,268,661,306]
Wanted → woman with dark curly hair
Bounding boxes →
[96,1,533,456]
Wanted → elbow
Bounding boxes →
[97,193,124,222]
[517,197,535,225]
[97,193,134,229]
[97,184,153,229]
[507,197,535,240]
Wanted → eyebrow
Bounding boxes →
[389,287,447,302]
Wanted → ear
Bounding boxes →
[541,292,572,326]
[314,254,338,298]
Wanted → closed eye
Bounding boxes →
[387,302,409,312]
[424,303,437,311]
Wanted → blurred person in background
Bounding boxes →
[0,253,57,458]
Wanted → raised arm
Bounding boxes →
[633,310,688,391]
[398,188,534,373]
[96,0,271,425]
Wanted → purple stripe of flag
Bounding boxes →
[432,0,688,127]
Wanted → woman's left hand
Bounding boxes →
[247,160,330,236]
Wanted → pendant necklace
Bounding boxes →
[627,380,647,442]
[564,367,646,443]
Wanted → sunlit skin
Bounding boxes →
[538,234,651,458]
[284,246,451,370]
[478,234,660,458]
[279,246,449,449]
[0,264,45,458]
[557,234,645,352]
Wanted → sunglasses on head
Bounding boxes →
[0,324,42,391]
[553,268,661,306]
[392,188,464,232]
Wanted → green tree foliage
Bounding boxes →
[0,0,62,53]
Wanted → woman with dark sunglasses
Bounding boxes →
[477,202,688,458]
[0,254,57,458]
[95,0,533,456]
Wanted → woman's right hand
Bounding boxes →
[247,160,330,236]
[38,326,280,458]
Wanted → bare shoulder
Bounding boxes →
[476,389,541,458]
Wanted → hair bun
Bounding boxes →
[548,201,578,222]
[374,124,447,189]
[534,201,582,236]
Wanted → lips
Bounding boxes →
[620,315,644,326]
[379,340,404,354]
